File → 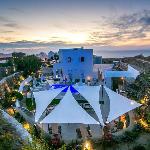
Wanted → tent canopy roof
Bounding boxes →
[34,84,141,125]
[33,87,66,122]
[105,86,141,122]
[41,87,99,124]
[73,85,104,125]
[73,85,141,124]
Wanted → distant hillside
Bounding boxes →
[102,54,150,72]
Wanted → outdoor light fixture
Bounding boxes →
[105,121,109,124]
[121,77,124,80]
[84,141,91,150]
[87,76,91,81]
[24,81,28,85]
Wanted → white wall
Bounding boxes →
[53,48,93,81]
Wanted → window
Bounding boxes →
[99,101,104,104]
[67,57,71,63]
[82,79,85,83]
[75,79,80,83]
[80,57,84,62]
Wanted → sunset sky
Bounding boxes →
[0,0,150,54]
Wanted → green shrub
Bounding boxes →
[117,121,124,129]
[50,99,60,105]
[121,130,139,142]
[26,98,36,111]
[133,145,146,150]
[0,112,24,149]
[11,91,23,100]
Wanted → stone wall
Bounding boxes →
[0,72,22,98]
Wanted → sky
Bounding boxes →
[0,0,150,54]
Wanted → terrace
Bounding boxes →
[16,75,141,144]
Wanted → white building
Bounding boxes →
[0,53,12,59]
[36,52,48,61]
[53,48,139,88]
[53,48,94,82]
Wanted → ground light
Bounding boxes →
[23,122,30,131]
[83,140,92,150]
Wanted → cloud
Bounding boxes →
[0,40,66,48]
[0,10,150,50]
[0,15,20,29]
[0,16,13,23]
[4,23,20,28]
[0,40,87,50]
[89,10,150,46]
[9,7,25,14]
[0,30,14,33]
[0,15,29,30]
[112,10,150,35]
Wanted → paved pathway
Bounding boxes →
[15,107,35,125]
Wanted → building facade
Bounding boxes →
[53,48,94,82]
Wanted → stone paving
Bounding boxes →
[41,123,103,142]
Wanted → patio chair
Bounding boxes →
[76,128,82,139]
[51,123,59,135]
[80,124,89,139]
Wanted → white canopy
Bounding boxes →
[19,76,32,92]
[104,86,141,122]
[73,85,141,124]
[104,65,139,79]
[41,87,99,124]
[33,87,66,122]
[73,85,104,125]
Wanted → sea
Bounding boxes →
[0,48,150,58]
[95,50,150,58]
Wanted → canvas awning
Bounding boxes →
[104,65,140,79]
[73,85,104,125]
[33,87,66,122]
[41,87,99,124]
[34,84,141,125]
[73,85,141,124]
[104,86,141,122]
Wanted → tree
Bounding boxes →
[126,71,150,125]
[133,145,146,150]
[127,72,150,101]
[0,91,23,109]
[26,98,36,111]
[117,121,124,129]
[11,91,23,100]
[13,55,42,77]
[12,52,26,58]
[54,53,59,62]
